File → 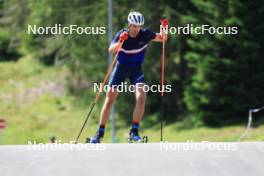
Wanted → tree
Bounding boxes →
[183,0,264,125]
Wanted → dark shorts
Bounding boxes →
[108,62,145,86]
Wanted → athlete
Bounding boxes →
[90,11,167,143]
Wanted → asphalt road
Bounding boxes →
[0,142,263,176]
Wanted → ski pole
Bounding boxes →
[160,17,168,142]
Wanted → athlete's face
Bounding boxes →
[128,24,142,36]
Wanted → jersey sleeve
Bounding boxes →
[111,31,120,43]
[111,29,127,43]
[144,29,156,43]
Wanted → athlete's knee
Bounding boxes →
[104,91,117,108]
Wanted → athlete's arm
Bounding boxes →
[108,42,123,53]
[152,32,167,42]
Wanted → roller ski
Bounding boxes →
[86,130,104,144]
[127,128,148,143]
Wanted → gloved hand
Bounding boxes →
[119,31,128,42]
[160,17,169,28]
[160,17,168,41]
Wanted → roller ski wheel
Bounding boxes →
[87,130,103,144]
[85,138,90,143]
[127,135,148,143]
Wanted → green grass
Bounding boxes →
[0,56,263,144]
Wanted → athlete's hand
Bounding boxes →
[160,17,169,29]
[160,17,168,42]
[119,31,128,42]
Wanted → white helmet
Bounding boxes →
[128,11,144,26]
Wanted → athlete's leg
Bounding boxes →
[129,65,146,124]
[125,65,146,141]
[98,63,125,126]
[99,89,119,126]
[90,63,125,143]
[132,83,146,123]
[129,83,146,141]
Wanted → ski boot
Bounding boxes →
[128,128,148,143]
[87,130,104,144]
